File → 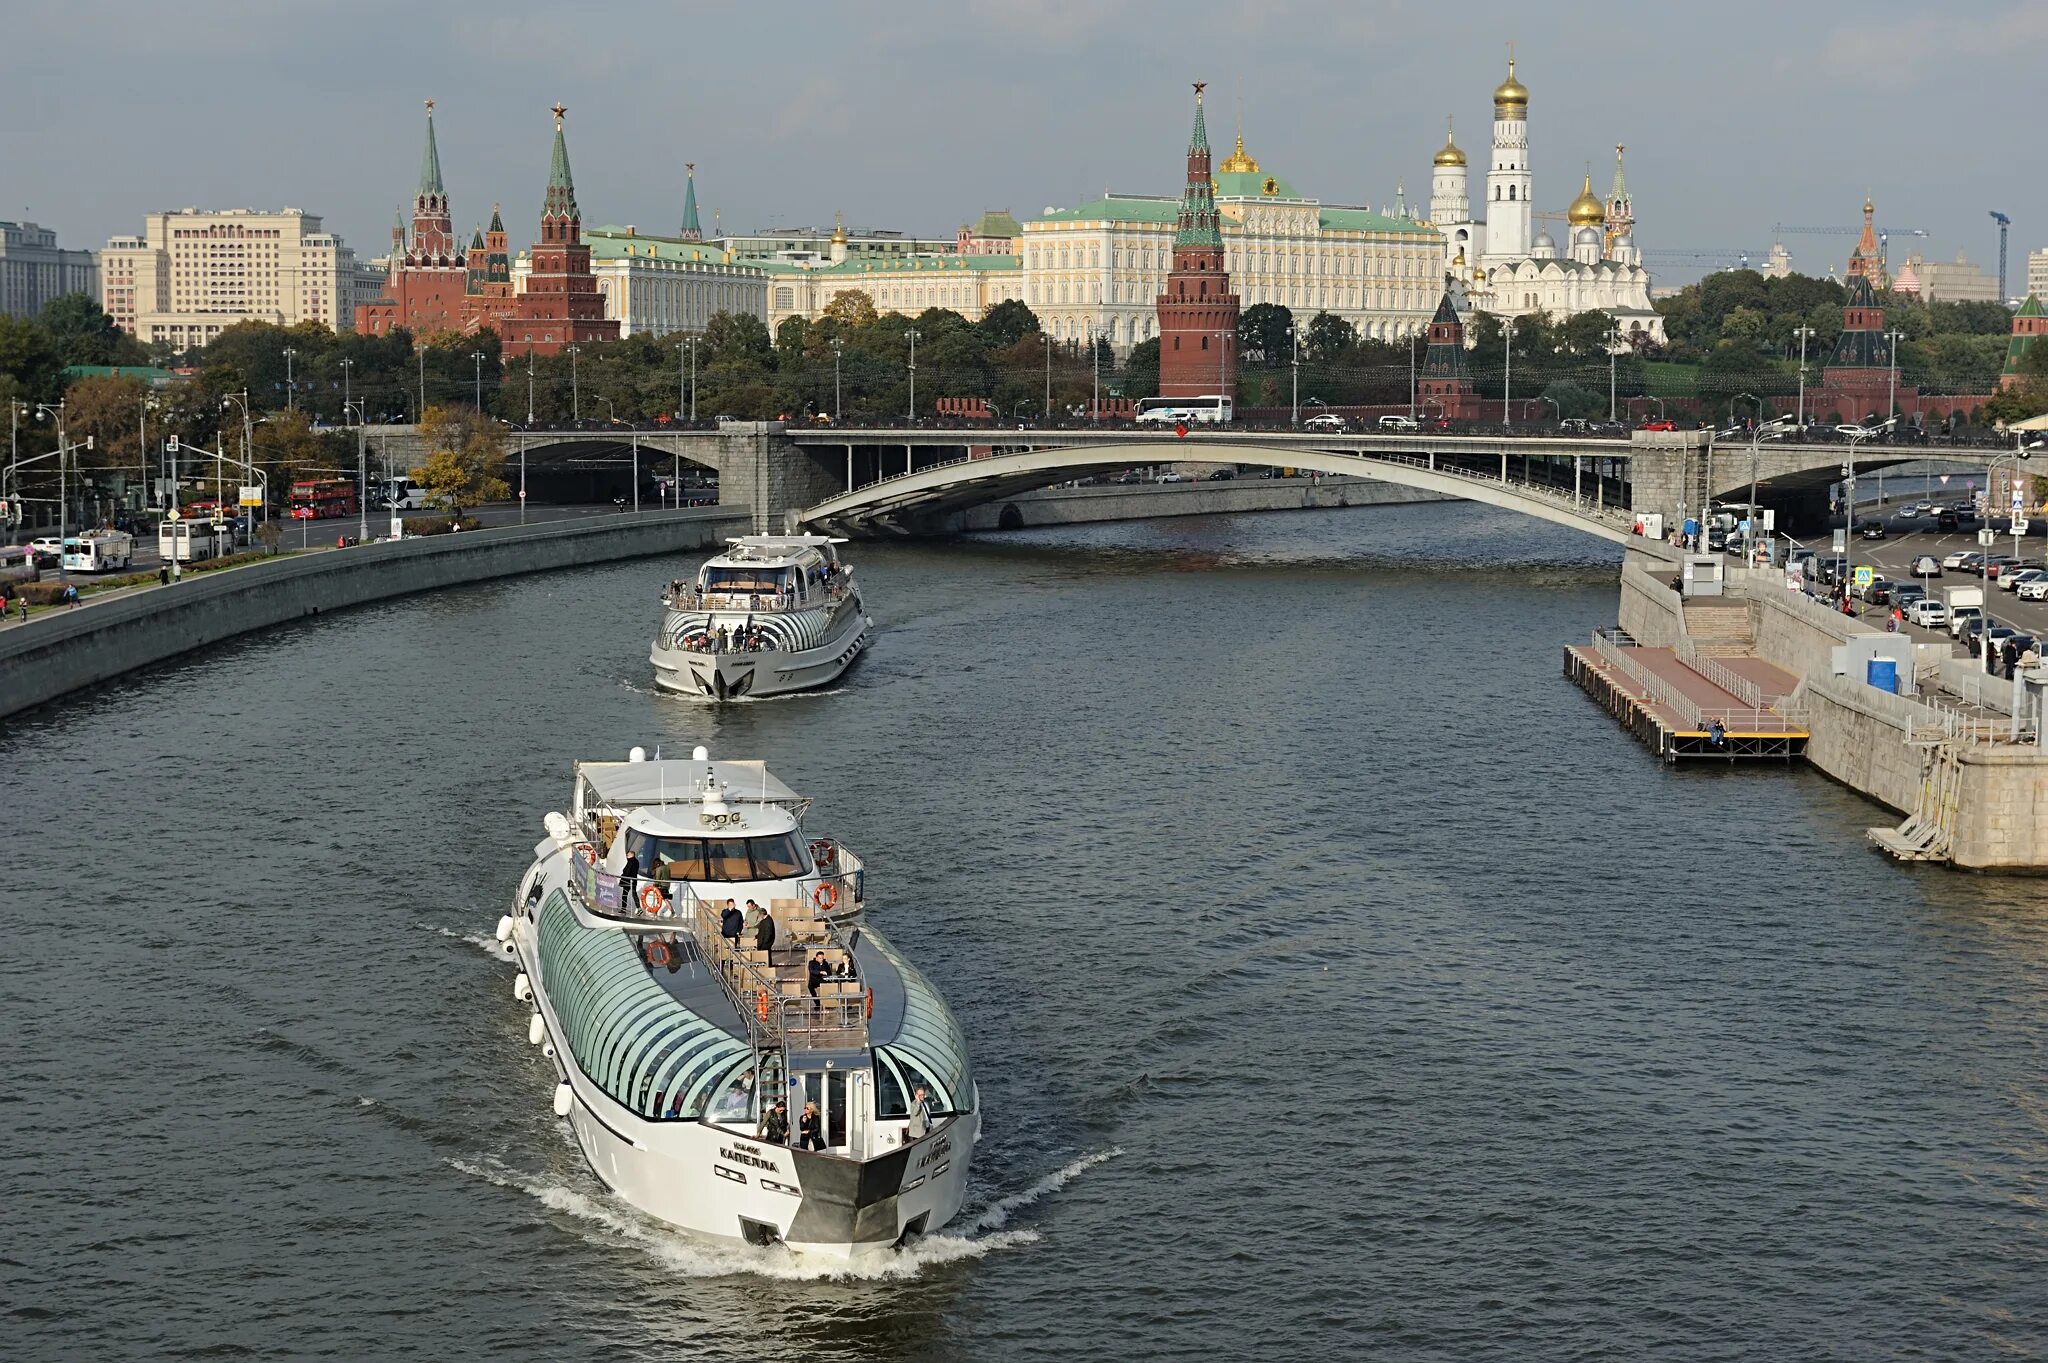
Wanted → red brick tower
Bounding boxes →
[409,99,457,266]
[500,105,619,354]
[355,101,470,336]
[1156,83,1239,401]
[1418,287,1475,418]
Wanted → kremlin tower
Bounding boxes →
[497,105,619,354]
[1155,83,1240,401]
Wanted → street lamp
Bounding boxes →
[1793,325,1816,428]
[1502,318,1516,427]
[601,396,619,427]
[1842,416,1896,607]
[472,350,486,411]
[1605,323,1621,422]
[282,347,297,411]
[566,344,582,422]
[220,391,262,530]
[1408,327,1420,422]
[674,337,699,423]
[342,399,369,544]
[1290,322,1301,427]
[1885,328,1904,429]
[829,339,843,422]
[339,357,353,425]
[1038,333,1052,424]
[1744,409,1795,563]
[904,329,921,423]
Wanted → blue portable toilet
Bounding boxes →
[1866,658,1899,694]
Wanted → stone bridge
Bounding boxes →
[361,422,1998,539]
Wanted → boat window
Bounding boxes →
[700,566,792,594]
[624,831,809,882]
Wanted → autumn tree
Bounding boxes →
[410,404,509,512]
[822,290,879,329]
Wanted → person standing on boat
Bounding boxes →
[720,900,744,949]
[798,1102,825,1151]
[761,1099,789,1144]
[753,905,777,956]
[619,851,642,914]
[908,1087,932,1139]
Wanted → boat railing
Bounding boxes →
[568,844,695,925]
[663,580,854,614]
[690,892,871,1056]
[804,839,867,916]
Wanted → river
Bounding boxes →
[5,500,2043,1361]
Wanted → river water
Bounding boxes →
[5,501,2044,1362]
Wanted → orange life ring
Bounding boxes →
[865,987,874,1020]
[639,884,668,915]
[646,939,672,968]
[755,989,770,1021]
[574,842,597,866]
[812,881,839,912]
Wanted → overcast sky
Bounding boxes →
[5,0,2043,289]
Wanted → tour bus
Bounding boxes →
[289,478,359,520]
[158,510,235,563]
[1134,395,1234,426]
[61,530,135,573]
[370,476,431,511]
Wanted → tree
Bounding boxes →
[1304,311,1355,363]
[410,404,508,512]
[1238,303,1293,366]
[38,293,143,366]
[0,314,64,403]
[978,299,1040,349]
[58,373,151,475]
[822,291,879,329]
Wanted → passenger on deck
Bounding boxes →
[798,1101,825,1151]
[753,905,777,954]
[720,900,744,948]
[619,852,642,909]
[908,1086,932,1139]
[834,956,856,981]
[807,951,831,999]
[761,1099,789,1144]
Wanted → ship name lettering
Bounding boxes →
[916,1137,954,1169]
[719,1146,780,1171]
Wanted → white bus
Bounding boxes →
[61,531,134,573]
[1134,395,1234,426]
[158,519,230,563]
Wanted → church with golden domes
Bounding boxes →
[1425,56,1663,344]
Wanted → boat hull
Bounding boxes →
[651,614,872,699]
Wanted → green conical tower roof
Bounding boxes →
[543,104,578,221]
[679,162,703,240]
[488,203,504,234]
[418,100,445,198]
[1174,83,1221,248]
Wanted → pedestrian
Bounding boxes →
[761,1099,789,1144]
[63,584,79,608]
[908,1086,933,1139]
[158,564,170,586]
[752,903,777,955]
[619,850,641,912]
[807,950,830,1000]
[1708,718,1727,748]
[2003,639,2020,680]
[720,899,744,949]
[798,1101,825,1151]
[16,596,26,622]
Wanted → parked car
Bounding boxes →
[1978,554,2020,579]
[1304,413,1348,431]
[2019,578,2048,602]
[1859,523,1886,540]
[1893,583,1928,607]
[1155,471,1187,484]
[1942,550,1984,571]
[1905,598,1950,627]
[1969,623,2023,658]
[1998,567,2045,593]
[1205,468,1236,481]
[1376,414,1419,431]
[1949,605,1985,639]
[1910,555,1942,577]
[1558,418,1591,432]
[1639,418,1678,432]
[1859,576,1895,604]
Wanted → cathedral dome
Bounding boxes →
[1573,225,1603,248]
[1567,174,1605,226]
[1433,121,1466,167]
[1493,60,1528,114]
[1532,228,1558,258]
[1218,134,1259,175]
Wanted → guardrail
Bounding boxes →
[1675,637,1767,709]
[1592,631,1804,732]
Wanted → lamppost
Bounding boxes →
[342,399,368,543]
[1408,327,1419,421]
[566,344,582,422]
[1842,417,1895,607]
[1290,322,1301,427]
[340,357,353,425]
[1742,404,1794,563]
[472,350,486,412]
[2001,438,2043,564]
[1038,333,1052,423]
[417,344,428,423]
[1502,318,1516,427]
[1606,323,1621,422]
[1793,325,1816,427]
[282,347,297,412]
[220,391,261,531]
[522,349,534,525]
[829,339,843,422]
[904,329,921,423]
[1090,317,1101,422]
[1885,328,1904,429]
[600,397,618,427]
[33,402,67,548]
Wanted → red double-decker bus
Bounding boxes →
[289,479,358,520]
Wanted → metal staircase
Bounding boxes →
[1869,738,1963,862]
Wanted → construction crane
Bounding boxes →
[1990,211,2011,302]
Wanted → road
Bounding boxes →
[1808,517,2048,659]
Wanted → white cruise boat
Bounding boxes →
[651,535,873,699]
[499,746,977,1262]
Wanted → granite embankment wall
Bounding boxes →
[1616,542,1686,645]
[0,507,747,722]
[946,476,1451,532]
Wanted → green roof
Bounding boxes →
[2017,294,2043,319]
[970,209,1022,238]
[1032,196,1181,225]
[744,253,1020,278]
[2004,294,2042,376]
[1317,206,1437,236]
[584,227,765,272]
[1214,169,1300,199]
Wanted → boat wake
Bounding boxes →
[446,1146,1118,1281]
[414,921,515,962]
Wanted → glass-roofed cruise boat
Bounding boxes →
[498,745,977,1261]
[651,535,873,699]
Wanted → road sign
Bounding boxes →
[1831,529,1846,553]
[167,435,179,453]
[1979,528,1998,546]
[1854,566,1874,589]
[238,486,263,508]
[2015,518,2031,536]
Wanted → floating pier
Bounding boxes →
[1566,631,1807,762]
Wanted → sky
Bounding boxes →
[5,0,2044,290]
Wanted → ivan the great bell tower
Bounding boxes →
[1155,83,1239,401]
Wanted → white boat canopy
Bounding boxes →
[576,758,804,810]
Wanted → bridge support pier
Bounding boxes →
[1630,431,1711,533]
[718,423,844,533]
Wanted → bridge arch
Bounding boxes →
[800,440,1637,543]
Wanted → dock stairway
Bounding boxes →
[1868,738,1963,863]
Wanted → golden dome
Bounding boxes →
[1218,134,1259,175]
[1567,172,1604,226]
[1493,58,1528,112]
[1433,118,1466,167]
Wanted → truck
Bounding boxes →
[1944,585,1985,638]
[61,530,134,573]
